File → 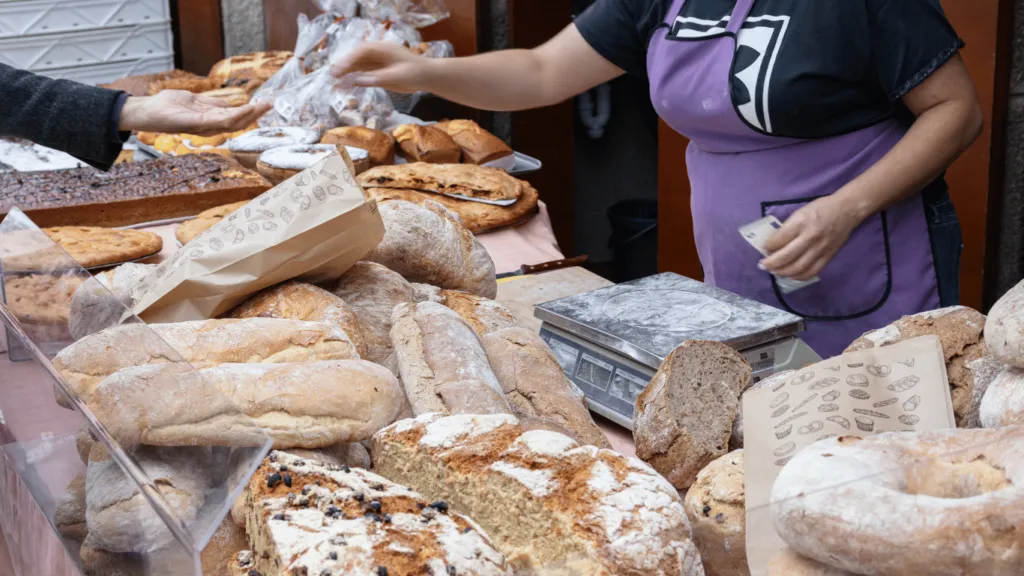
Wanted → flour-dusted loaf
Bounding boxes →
[372,413,705,576]
[766,549,853,576]
[55,475,88,541]
[987,280,1024,367]
[482,327,609,448]
[87,360,404,449]
[413,284,520,336]
[366,199,498,298]
[243,450,512,576]
[684,450,747,576]
[332,261,416,365]
[229,280,368,358]
[730,370,794,450]
[846,306,990,427]
[390,302,512,416]
[85,445,212,553]
[53,318,359,404]
[980,366,1024,428]
[69,262,155,340]
[76,426,96,464]
[634,341,751,489]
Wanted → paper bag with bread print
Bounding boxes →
[129,151,384,323]
[742,335,955,575]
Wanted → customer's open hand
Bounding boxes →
[118,90,271,136]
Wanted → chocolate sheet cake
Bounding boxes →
[0,155,271,228]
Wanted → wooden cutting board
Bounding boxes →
[496,267,613,334]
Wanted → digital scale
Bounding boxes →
[535,273,821,429]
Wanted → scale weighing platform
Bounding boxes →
[535,273,821,429]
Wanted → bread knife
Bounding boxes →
[496,255,589,280]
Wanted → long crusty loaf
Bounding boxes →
[846,306,989,427]
[482,327,609,448]
[634,340,751,489]
[55,475,88,542]
[69,263,156,340]
[390,301,512,416]
[85,445,212,554]
[332,261,416,364]
[87,360,403,449]
[684,450,748,576]
[412,283,519,336]
[372,413,704,576]
[228,280,368,358]
[367,199,497,298]
[53,318,359,404]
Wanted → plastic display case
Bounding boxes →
[0,209,271,576]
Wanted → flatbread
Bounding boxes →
[363,186,539,234]
[175,201,248,245]
[358,163,526,202]
[4,274,85,325]
[6,227,162,270]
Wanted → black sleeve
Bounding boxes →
[867,0,964,102]
[0,63,127,171]
[575,0,659,80]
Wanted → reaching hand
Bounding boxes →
[760,195,862,281]
[330,43,431,93]
[118,90,271,136]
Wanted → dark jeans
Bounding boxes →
[924,183,962,307]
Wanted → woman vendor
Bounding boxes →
[333,0,982,357]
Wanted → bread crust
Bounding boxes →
[322,126,396,166]
[366,199,497,298]
[332,261,416,364]
[392,124,462,163]
[364,185,539,234]
[683,450,748,576]
[634,340,751,489]
[359,163,527,203]
[435,119,513,165]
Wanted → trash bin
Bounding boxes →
[608,200,658,282]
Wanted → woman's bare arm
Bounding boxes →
[761,54,984,280]
[332,24,624,111]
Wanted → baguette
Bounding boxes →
[435,119,513,165]
[86,360,404,449]
[367,199,497,298]
[390,301,512,416]
[371,413,704,576]
[332,261,416,364]
[482,327,610,449]
[228,280,368,358]
[392,124,462,163]
[53,318,359,404]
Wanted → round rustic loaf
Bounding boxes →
[684,450,748,576]
[332,261,415,364]
[986,280,1024,368]
[772,429,1024,575]
[980,366,1024,428]
[845,306,990,427]
[228,280,368,358]
[366,199,498,298]
[634,340,752,489]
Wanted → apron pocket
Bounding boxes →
[763,197,892,320]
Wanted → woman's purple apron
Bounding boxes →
[646,0,940,357]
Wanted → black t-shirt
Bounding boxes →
[575,0,963,139]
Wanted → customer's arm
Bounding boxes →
[0,64,270,171]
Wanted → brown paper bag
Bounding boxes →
[742,335,955,575]
[128,153,384,323]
